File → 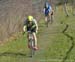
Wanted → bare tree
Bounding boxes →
[71,0,75,15]
[63,0,69,17]
[0,0,33,41]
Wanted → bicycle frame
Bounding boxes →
[46,15,50,27]
[46,13,53,27]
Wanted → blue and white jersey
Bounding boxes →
[43,3,52,15]
[48,5,52,12]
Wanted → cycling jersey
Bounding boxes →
[24,19,38,33]
[44,3,52,16]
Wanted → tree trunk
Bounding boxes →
[71,0,75,15]
[63,0,69,17]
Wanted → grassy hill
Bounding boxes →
[0,6,75,62]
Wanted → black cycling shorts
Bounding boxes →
[27,27,36,33]
[45,11,53,16]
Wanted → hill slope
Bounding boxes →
[0,0,32,41]
[0,6,75,62]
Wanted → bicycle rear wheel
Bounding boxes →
[46,17,50,27]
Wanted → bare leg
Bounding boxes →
[45,16,48,23]
[33,32,38,50]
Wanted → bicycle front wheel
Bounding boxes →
[30,39,35,57]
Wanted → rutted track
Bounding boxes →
[62,23,75,62]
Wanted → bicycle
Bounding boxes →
[23,31,35,57]
[46,15,50,27]
[28,31,35,57]
[46,12,53,27]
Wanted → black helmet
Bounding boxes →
[45,2,49,8]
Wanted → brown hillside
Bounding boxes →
[0,0,33,41]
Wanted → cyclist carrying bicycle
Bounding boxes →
[43,2,53,24]
[23,16,38,50]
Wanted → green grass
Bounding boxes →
[0,6,75,62]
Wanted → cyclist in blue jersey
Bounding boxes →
[43,2,53,24]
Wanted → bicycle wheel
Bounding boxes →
[46,17,50,27]
[46,21,49,27]
[30,39,35,57]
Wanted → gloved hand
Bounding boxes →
[22,31,25,35]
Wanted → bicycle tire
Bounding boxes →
[30,39,35,57]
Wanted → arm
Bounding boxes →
[35,19,38,33]
[32,19,38,33]
[43,8,45,14]
[23,25,26,32]
[23,25,26,35]
[23,19,27,32]
[48,6,53,16]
